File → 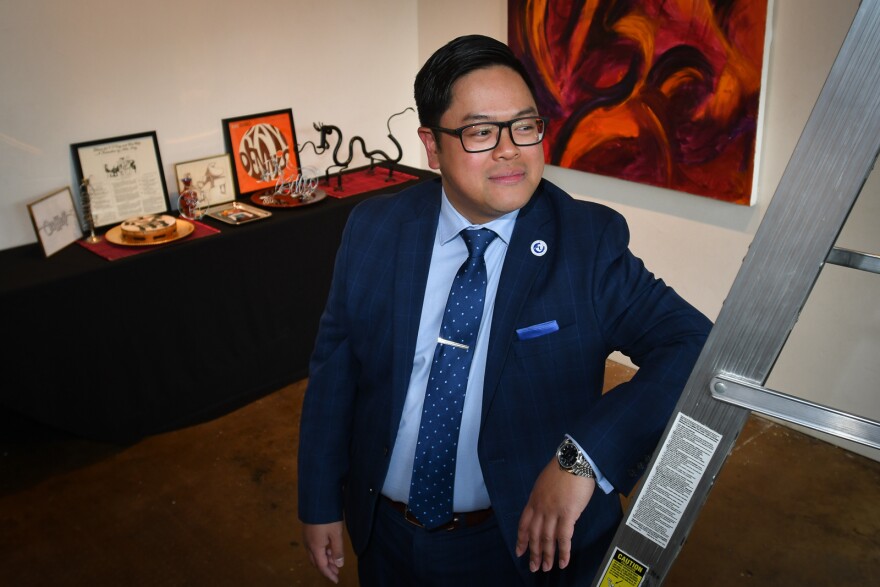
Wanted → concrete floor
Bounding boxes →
[2,364,878,586]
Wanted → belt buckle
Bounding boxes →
[403,505,460,531]
[402,506,424,528]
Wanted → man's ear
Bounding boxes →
[417,127,441,170]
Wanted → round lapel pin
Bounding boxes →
[531,240,547,257]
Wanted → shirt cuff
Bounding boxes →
[565,433,614,494]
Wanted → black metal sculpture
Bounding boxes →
[299,107,414,188]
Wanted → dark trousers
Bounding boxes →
[357,497,527,587]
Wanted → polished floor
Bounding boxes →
[2,363,878,586]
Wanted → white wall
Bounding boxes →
[0,0,423,248]
[2,1,876,460]
[417,0,879,460]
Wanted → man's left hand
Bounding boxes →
[515,458,595,572]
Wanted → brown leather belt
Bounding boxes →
[382,496,493,531]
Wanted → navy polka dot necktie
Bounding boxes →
[407,228,497,529]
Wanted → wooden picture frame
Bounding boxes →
[71,131,170,228]
[174,153,236,207]
[27,187,84,257]
[222,108,300,197]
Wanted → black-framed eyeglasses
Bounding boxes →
[429,116,549,153]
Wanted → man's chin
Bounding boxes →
[488,190,535,216]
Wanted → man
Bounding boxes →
[299,35,711,586]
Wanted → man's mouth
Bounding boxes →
[489,169,526,184]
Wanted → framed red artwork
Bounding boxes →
[222,108,301,197]
[508,0,771,206]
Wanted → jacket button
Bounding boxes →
[383,446,389,456]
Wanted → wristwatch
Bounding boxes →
[556,437,596,479]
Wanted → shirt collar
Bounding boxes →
[438,188,518,246]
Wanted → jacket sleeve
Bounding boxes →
[577,210,712,495]
[297,209,360,524]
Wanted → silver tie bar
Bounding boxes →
[437,337,468,350]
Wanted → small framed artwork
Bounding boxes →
[27,187,84,257]
[174,153,236,207]
[71,131,170,228]
[222,108,300,197]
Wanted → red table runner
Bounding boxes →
[77,220,220,261]
[320,166,420,199]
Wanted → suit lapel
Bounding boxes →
[390,185,441,430]
[481,184,555,422]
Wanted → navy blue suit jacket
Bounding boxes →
[298,177,711,581]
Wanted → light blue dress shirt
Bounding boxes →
[382,190,611,511]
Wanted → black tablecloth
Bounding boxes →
[1,165,437,442]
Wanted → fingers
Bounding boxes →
[327,528,346,575]
[556,534,573,570]
[514,508,533,557]
[518,512,556,572]
[303,522,345,584]
[516,458,594,574]
[536,518,558,572]
[517,510,576,572]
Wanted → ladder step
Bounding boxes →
[710,373,880,449]
[826,246,880,274]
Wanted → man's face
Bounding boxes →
[419,65,545,224]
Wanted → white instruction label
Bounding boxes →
[625,412,722,548]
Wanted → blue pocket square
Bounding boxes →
[516,320,559,340]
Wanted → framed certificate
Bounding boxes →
[71,131,171,228]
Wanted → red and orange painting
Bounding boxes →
[508,0,770,205]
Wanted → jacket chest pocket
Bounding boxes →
[512,320,577,359]
[508,321,593,401]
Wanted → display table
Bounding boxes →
[1,164,437,442]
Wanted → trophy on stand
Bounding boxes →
[79,177,101,243]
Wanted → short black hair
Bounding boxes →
[414,34,537,128]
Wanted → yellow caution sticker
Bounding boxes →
[597,547,648,587]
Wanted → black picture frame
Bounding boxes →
[71,131,170,228]
[221,108,300,198]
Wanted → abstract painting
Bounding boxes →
[509,0,771,205]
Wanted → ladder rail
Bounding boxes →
[594,2,880,584]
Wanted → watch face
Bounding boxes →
[558,443,579,468]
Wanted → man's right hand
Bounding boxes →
[302,521,346,584]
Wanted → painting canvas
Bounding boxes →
[508,0,771,205]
